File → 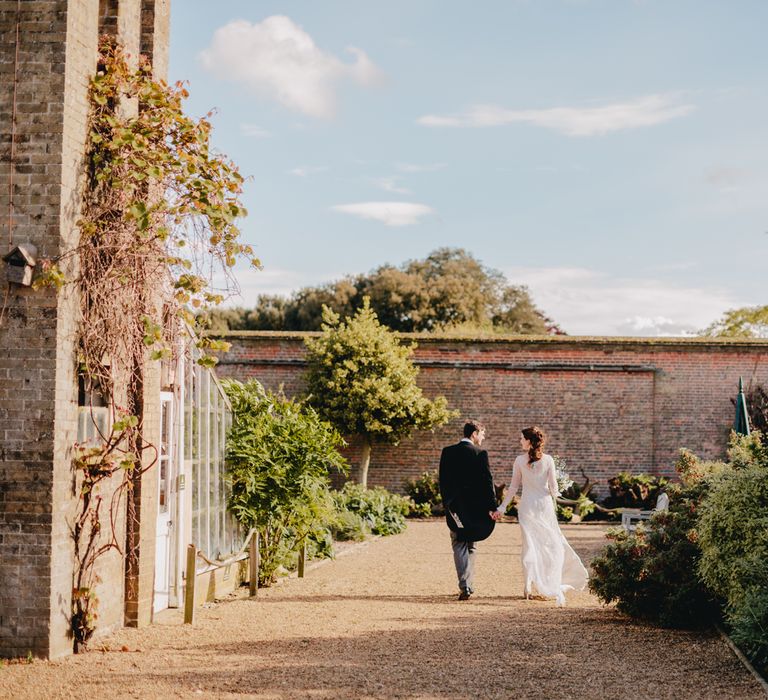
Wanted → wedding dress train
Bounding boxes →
[500,454,588,606]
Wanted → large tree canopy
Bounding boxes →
[701,305,768,339]
[207,248,562,334]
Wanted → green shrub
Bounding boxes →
[223,379,346,585]
[727,566,768,676]
[589,458,719,628]
[330,509,370,542]
[602,471,669,510]
[556,504,573,522]
[332,483,411,536]
[697,434,768,671]
[724,429,768,471]
[698,463,768,602]
[407,501,433,518]
[403,470,443,515]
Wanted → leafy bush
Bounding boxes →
[723,429,768,471]
[407,501,433,518]
[602,471,669,510]
[332,483,411,536]
[223,379,347,585]
[698,434,768,672]
[591,433,768,674]
[330,509,370,542]
[589,455,719,628]
[727,566,768,675]
[403,470,443,515]
[698,464,768,601]
[556,504,573,522]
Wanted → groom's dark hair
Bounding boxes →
[463,420,485,438]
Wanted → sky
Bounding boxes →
[169,0,768,336]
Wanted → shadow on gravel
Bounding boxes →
[103,606,754,700]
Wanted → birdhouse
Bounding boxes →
[3,242,37,286]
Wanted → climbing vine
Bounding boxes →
[36,37,259,650]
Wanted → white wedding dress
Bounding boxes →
[499,454,588,606]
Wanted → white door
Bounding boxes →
[153,392,175,612]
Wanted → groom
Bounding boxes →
[439,419,500,601]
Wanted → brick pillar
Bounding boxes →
[0,0,98,659]
[0,0,171,658]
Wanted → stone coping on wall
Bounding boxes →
[212,330,768,350]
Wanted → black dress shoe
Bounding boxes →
[458,590,472,601]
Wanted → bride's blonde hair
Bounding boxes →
[522,426,546,464]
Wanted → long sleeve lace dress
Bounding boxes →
[498,453,588,606]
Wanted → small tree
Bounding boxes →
[223,379,346,585]
[304,300,456,487]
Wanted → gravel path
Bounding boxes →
[3,520,763,699]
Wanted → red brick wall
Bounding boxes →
[215,333,768,496]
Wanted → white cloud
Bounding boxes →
[289,165,328,177]
[331,201,434,227]
[200,16,383,118]
[240,123,271,138]
[396,162,448,173]
[418,94,695,136]
[374,177,411,195]
[504,266,744,336]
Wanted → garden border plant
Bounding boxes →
[35,38,258,651]
[224,379,347,586]
[590,434,768,678]
[588,450,722,629]
[697,432,768,676]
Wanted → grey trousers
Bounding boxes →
[450,530,477,593]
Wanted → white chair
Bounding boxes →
[621,492,669,532]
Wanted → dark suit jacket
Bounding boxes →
[439,440,497,541]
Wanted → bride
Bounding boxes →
[497,426,588,606]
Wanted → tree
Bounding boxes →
[223,379,346,585]
[211,248,560,334]
[701,305,768,338]
[304,300,456,487]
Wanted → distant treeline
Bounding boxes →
[206,248,564,335]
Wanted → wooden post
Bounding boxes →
[249,531,259,597]
[183,544,196,624]
[298,542,306,578]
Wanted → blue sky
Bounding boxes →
[169,0,768,335]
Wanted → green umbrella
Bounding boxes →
[734,376,751,436]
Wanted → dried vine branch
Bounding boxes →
[36,37,259,651]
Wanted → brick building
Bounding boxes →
[216,332,768,493]
[0,0,186,660]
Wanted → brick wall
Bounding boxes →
[215,333,768,495]
[0,0,169,659]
